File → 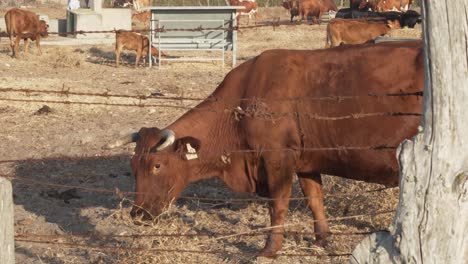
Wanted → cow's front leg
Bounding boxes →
[23,38,30,54]
[12,36,21,58]
[135,48,142,68]
[258,152,294,257]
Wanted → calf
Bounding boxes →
[115,30,166,68]
[5,8,48,58]
[326,18,400,47]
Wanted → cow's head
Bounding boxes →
[358,0,370,10]
[39,20,49,37]
[109,127,201,221]
[290,0,300,13]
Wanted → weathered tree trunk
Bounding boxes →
[0,177,15,264]
[351,1,468,263]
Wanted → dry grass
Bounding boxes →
[44,47,84,68]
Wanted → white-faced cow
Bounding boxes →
[107,41,423,256]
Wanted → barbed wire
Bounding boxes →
[2,172,394,200]
[13,239,352,258]
[0,97,422,120]
[14,230,380,239]
[14,210,393,257]
[0,87,423,102]
[0,18,340,39]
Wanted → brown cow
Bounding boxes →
[359,0,412,11]
[5,8,48,58]
[106,40,423,256]
[297,0,337,24]
[326,18,400,47]
[283,0,300,22]
[132,11,151,27]
[115,30,165,68]
[229,0,259,25]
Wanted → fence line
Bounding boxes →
[13,239,352,258]
[14,230,380,239]
[0,18,345,39]
[2,173,393,200]
[13,210,393,257]
[0,87,424,102]
[0,97,422,119]
[0,144,400,167]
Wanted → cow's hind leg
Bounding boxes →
[258,151,295,257]
[297,173,330,246]
[36,37,42,55]
[11,36,21,58]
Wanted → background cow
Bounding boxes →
[107,41,423,257]
[335,8,421,28]
[228,0,258,25]
[5,8,49,58]
[326,18,400,47]
[359,0,413,12]
[115,30,165,68]
[297,0,337,24]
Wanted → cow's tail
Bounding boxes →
[5,10,14,47]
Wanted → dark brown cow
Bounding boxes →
[326,18,400,47]
[283,0,300,22]
[106,41,423,256]
[115,30,166,68]
[297,0,337,24]
[229,0,259,25]
[5,8,48,58]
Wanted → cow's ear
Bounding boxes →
[173,137,201,160]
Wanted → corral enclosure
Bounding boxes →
[0,2,422,264]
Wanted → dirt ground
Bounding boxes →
[0,5,422,264]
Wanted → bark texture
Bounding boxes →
[0,177,15,264]
[352,1,468,263]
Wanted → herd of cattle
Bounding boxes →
[2,0,421,65]
[3,4,425,257]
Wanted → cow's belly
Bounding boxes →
[297,150,400,186]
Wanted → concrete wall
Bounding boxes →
[68,8,131,38]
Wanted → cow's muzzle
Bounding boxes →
[130,207,155,224]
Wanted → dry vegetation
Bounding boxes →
[0,5,422,264]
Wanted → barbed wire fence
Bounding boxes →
[0,85,414,259]
[0,16,420,261]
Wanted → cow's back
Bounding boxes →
[5,8,40,36]
[239,41,423,185]
[329,19,393,45]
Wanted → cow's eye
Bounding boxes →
[154,164,161,169]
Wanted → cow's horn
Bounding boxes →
[103,132,139,149]
[156,129,175,151]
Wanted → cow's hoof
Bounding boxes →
[257,248,280,258]
[313,238,329,248]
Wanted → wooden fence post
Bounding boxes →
[0,177,15,264]
[351,0,468,263]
